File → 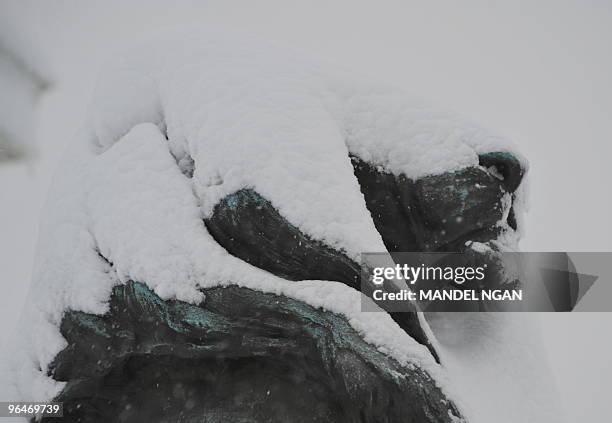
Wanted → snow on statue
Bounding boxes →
[0,28,562,423]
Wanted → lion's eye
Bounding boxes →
[478,152,525,194]
[205,188,361,288]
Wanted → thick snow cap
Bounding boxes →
[2,28,562,423]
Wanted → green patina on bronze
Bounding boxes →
[204,187,439,362]
[44,282,463,423]
[41,154,528,422]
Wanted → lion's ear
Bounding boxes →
[205,188,360,286]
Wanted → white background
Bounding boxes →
[1,1,611,421]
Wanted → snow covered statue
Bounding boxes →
[1,29,562,422]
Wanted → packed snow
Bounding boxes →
[1,28,561,423]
